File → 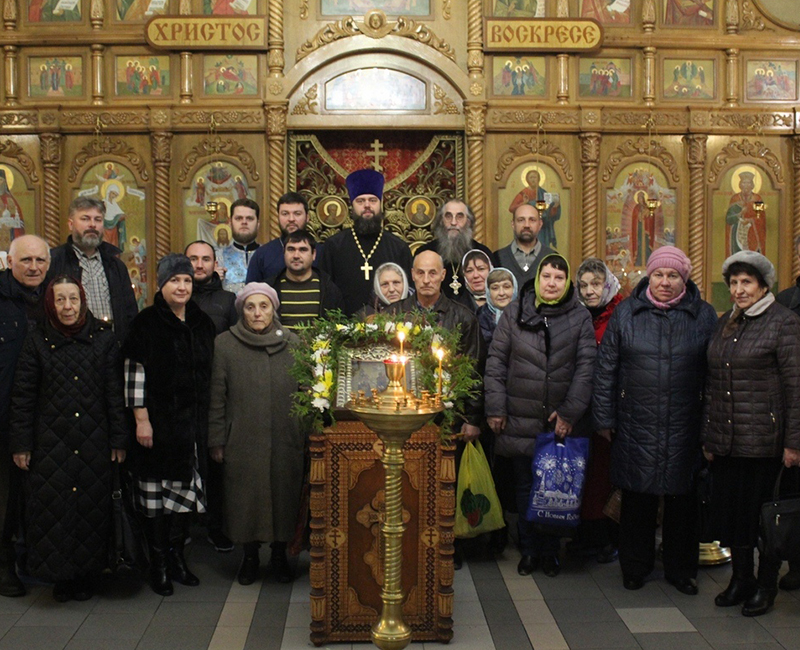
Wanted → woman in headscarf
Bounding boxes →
[570,258,623,564]
[703,251,800,616]
[208,283,304,585]
[461,249,493,312]
[10,276,128,602]
[477,267,518,345]
[122,254,215,597]
[593,246,717,595]
[485,253,596,578]
[360,262,410,316]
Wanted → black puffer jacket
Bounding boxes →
[702,300,800,458]
[484,279,596,458]
[122,293,215,482]
[9,316,129,581]
[592,278,718,495]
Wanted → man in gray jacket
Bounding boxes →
[493,203,555,289]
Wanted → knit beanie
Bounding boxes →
[235,282,280,315]
[645,246,692,281]
[157,253,193,290]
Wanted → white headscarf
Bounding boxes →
[373,262,410,306]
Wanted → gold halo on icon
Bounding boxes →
[101,178,126,202]
[0,165,15,190]
[317,196,348,228]
[213,223,232,241]
[731,165,762,193]
[520,164,547,188]
[405,195,435,227]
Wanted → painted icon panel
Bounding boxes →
[745,60,797,101]
[203,55,258,96]
[663,58,715,100]
[29,56,83,99]
[115,56,171,97]
[492,56,547,97]
[578,58,632,99]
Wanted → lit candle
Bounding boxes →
[398,331,405,356]
[435,348,444,398]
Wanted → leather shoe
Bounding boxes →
[542,555,560,578]
[623,575,644,590]
[742,586,777,617]
[779,568,800,591]
[596,544,618,564]
[517,555,539,576]
[666,576,698,596]
[238,554,260,586]
[715,577,757,607]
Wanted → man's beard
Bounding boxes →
[353,212,384,237]
[232,230,256,245]
[435,221,473,265]
[73,230,101,250]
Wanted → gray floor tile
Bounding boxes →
[70,612,152,639]
[601,582,676,609]
[244,626,284,650]
[0,587,46,614]
[0,613,20,638]
[481,599,525,626]
[617,607,695,633]
[471,578,511,602]
[488,623,532,650]
[148,600,224,627]
[547,598,619,624]
[64,639,139,650]
[559,620,640,648]
[692,616,777,646]
[755,599,800,628]
[711,644,784,650]
[14,597,93,628]
[89,585,163,614]
[0,625,75,650]
[533,574,606,600]
[634,631,713,650]
[136,625,215,650]
[251,600,290,628]
[765,626,800,649]
[167,584,232,603]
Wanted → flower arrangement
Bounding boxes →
[290,310,480,435]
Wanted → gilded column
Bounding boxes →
[642,0,656,32]
[466,0,483,89]
[3,0,17,30]
[180,51,193,104]
[151,132,173,260]
[579,133,601,259]
[725,0,739,34]
[40,134,63,247]
[268,0,284,78]
[557,55,569,104]
[90,0,103,29]
[91,44,104,105]
[465,102,487,244]
[3,45,18,106]
[643,46,655,106]
[725,48,739,107]
[684,134,707,293]
[267,104,288,240]
[792,136,800,278]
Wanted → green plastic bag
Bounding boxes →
[454,441,505,538]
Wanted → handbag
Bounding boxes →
[526,432,590,537]
[107,463,147,578]
[760,466,800,563]
[602,487,622,524]
[454,441,505,538]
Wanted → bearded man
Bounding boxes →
[318,169,412,316]
[415,199,492,305]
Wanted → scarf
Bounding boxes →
[534,254,571,308]
[722,291,774,338]
[645,284,687,310]
[44,276,88,337]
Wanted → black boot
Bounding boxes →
[168,514,199,587]
[270,541,293,583]
[0,547,24,598]
[779,561,800,591]
[238,542,260,586]
[715,546,757,607]
[742,553,780,617]
[145,515,173,596]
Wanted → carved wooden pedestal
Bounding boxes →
[309,421,455,646]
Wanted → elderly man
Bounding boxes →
[318,169,412,315]
[0,235,49,597]
[493,203,555,288]
[415,199,492,304]
[47,197,138,345]
[246,192,325,283]
[218,198,261,293]
[267,229,343,329]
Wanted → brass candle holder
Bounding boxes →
[535,199,548,213]
[205,201,218,218]
[346,357,443,650]
[646,197,660,217]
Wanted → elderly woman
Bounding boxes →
[10,276,128,602]
[572,258,624,564]
[361,262,410,316]
[122,254,215,596]
[208,283,303,585]
[485,253,596,577]
[703,251,800,616]
[477,267,518,345]
[593,246,717,594]
[462,249,493,311]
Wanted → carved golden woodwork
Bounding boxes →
[465,102,487,243]
[741,0,768,31]
[180,52,192,104]
[91,44,104,106]
[642,0,656,32]
[725,48,739,107]
[793,135,800,279]
[67,135,148,183]
[39,133,62,248]
[90,0,103,30]
[557,0,569,18]
[291,84,319,115]
[708,138,783,185]
[467,0,483,88]
[0,139,38,182]
[3,0,16,30]
[557,54,569,104]
[433,84,459,115]
[299,0,308,20]
[4,45,18,107]
[268,0,284,77]
[443,0,452,20]
[494,135,574,184]
[684,134,708,292]
[309,422,454,646]
[176,135,259,183]
[151,132,172,260]
[643,46,656,106]
[602,137,680,184]
[579,133,601,260]
[267,103,288,240]
[726,0,739,34]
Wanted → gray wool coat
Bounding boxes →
[208,319,304,544]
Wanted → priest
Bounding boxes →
[318,169,412,316]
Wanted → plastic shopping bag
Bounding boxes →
[526,432,589,537]
[454,441,505,538]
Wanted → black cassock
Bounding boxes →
[318,228,413,316]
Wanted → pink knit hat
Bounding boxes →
[235,282,280,315]
[646,246,692,281]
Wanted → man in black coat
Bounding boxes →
[46,197,138,346]
[0,235,50,597]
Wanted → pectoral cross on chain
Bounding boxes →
[449,275,462,295]
[361,261,373,280]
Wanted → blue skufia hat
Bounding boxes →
[346,169,384,202]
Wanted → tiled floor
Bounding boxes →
[2,534,800,649]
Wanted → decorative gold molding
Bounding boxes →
[296,11,455,62]
[91,44,104,106]
[39,133,62,248]
[740,0,768,31]
[89,0,103,29]
[602,137,680,183]
[177,135,260,182]
[466,0,483,78]
[602,112,688,128]
[3,0,17,30]
[180,51,193,104]
[710,112,792,129]
[708,138,783,185]
[725,48,739,107]
[3,45,19,106]
[60,111,148,126]
[465,103,487,243]
[290,84,319,115]
[68,136,149,183]
[643,46,656,106]
[725,0,739,34]
[490,109,579,126]
[299,0,309,20]
[172,109,263,126]
[579,132,601,259]
[494,137,574,183]
[0,139,38,181]
[642,0,656,32]
[268,0,285,77]
[267,105,287,136]
[151,132,172,261]
[268,104,288,239]
[442,0,451,20]
[433,84,459,115]
[684,134,708,293]
[0,111,37,126]
[469,82,482,97]
[556,0,569,17]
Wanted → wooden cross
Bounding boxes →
[360,260,373,280]
[368,139,387,172]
